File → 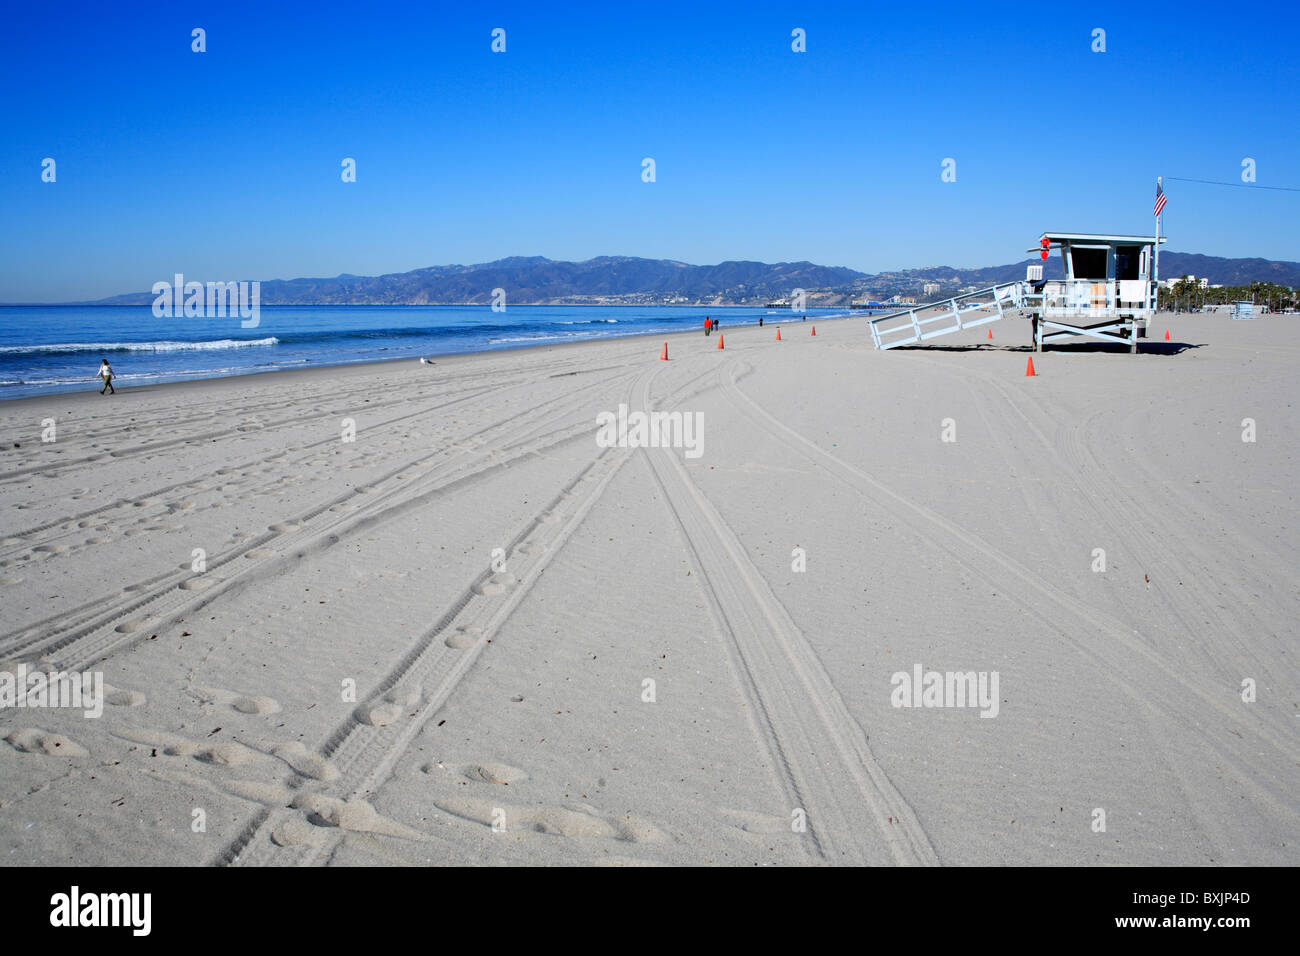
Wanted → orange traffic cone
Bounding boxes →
[659,342,668,361]
[811,326,816,336]
[1025,357,1036,377]
[987,329,992,340]
[717,334,724,350]
[1164,329,1171,341]
[776,328,782,341]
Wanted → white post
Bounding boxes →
[1154,176,1162,313]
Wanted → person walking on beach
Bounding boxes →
[704,316,712,336]
[98,359,115,395]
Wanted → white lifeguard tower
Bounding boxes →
[1029,233,1163,351]
[868,231,1166,353]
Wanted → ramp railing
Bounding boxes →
[868,281,1030,350]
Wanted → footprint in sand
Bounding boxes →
[538,511,562,525]
[445,625,481,649]
[435,797,664,843]
[5,728,89,757]
[192,685,282,716]
[472,574,514,597]
[33,544,66,553]
[233,695,282,715]
[289,793,428,841]
[270,815,328,848]
[104,685,146,707]
[359,685,421,727]
[455,762,529,785]
[113,729,197,756]
[193,742,267,767]
[515,542,546,556]
[272,742,339,781]
[178,577,211,591]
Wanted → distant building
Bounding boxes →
[922,282,940,297]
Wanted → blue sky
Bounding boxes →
[1,0,1296,301]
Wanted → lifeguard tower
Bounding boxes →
[868,231,1166,353]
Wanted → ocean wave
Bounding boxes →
[487,334,579,344]
[0,338,280,357]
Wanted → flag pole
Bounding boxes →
[1154,176,1162,310]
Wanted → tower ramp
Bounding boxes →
[868,281,1029,350]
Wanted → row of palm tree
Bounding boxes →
[1157,277,1296,313]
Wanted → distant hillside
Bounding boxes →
[1149,252,1300,287]
[85,251,1300,307]
[94,257,866,307]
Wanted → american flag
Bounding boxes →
[1154,180,1167,217]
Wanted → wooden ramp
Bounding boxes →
[868,281,1030,350]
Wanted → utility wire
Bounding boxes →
[1165,176,1300,193]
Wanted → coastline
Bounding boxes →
[0,309,852,409]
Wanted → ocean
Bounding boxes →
[0,304,847,400]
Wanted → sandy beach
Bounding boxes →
[1,312,1296,866]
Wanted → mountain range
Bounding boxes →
[85,252,1300,307]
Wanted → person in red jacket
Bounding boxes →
[704,316,712,336]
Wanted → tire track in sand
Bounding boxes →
[1,369,628,670]
[723,364,1300,832]
[218,363,667,866]
[641,364,939,866]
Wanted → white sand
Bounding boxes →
[0,313,1296,866]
